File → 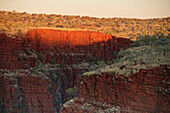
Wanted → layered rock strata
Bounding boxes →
[61,65,170,113]
[0,29,132,113]
[0,29,131,70]
[0,74,54,113]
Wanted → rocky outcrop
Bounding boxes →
[0,29,132,70]
[0,29,132,113]
[61,65,170,113]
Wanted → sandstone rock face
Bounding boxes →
[0,66,88,113]
[0,30,131,70]
[0,75,54,113]
[61,65,170,113]
[0,29,132,113]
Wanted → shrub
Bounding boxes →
[66,88,74,94]
[38,53,44,61]
[66,86,78,95]
[131,34,169,47]
[56,25,63,28]
[24,49,29,54]
[73,86,78,93]
[42,49,46,54]
[105,60,112,65]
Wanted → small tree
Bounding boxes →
[66,86,79,99]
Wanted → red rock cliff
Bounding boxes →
[0,74,55,113]
[0,29,132,70]
[0,29,132,113]
[60,65,170,113]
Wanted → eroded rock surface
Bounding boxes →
[0,75,54,113]
[61,65,170,113]
[0,29,131,70]
[0,29,132,113]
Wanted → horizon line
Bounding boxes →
[1,9,170,20]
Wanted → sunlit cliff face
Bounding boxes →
[25,29,113,46]
[0,28,132,70]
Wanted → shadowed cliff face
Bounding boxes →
[0,75,55,113]
[0,29,132,113]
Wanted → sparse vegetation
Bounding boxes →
[24,48,29,54]
[38,53,44,61]
[42,49,46,54]
[0,10,169,113]
[66,86,78,94]
[83,34,170,77]
[104,60,112,65]
[0,10,169,40]
[66,86,79,99]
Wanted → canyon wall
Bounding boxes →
[0,75,54,113]
[61,65,170,113]
[1,29,169,113]
[0,29,132,113]
[0,29,131,70]
[0,65,91,113]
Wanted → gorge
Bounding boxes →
[0,29,134,113]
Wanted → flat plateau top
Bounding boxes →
[27,27,95,32]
